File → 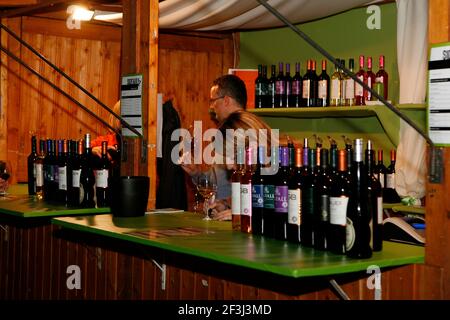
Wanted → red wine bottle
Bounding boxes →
[374,149,386,189]
[285,63,293,108]
[268,65,276,108]
[328,149,350,254]
[69,140,83,207]
[287,147,303,244]
[57,139,70,206]
[262,146,278,238]
[274,147,289,240]
[318,60,330,107]
[300,140,316,247]
[231,146,245,231]
[365,140,383,251]
[375,55,389,100]
[346,138,372,259]
[241,148,254,234]
[275,62,286,108]
[365,57,376,102]
[314,148,331,250]
[255,64,268,108]
[95,141,111,208]
[35,139,45,198]
[27,135,39,195]
[251,146,265,235]
[355,55,367,106]
[290,62,302,108]
[80,134,96,208]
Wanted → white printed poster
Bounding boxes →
[120,74,143,137]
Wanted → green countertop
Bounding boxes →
[52,212,424,278]
[0,185,110,218]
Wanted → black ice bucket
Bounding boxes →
[110,176,150,217]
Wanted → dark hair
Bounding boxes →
[212,74,247,108]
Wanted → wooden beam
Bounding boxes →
[120,0,158,208]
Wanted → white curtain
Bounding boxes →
[159,0,383,30]
[395,0,428,199]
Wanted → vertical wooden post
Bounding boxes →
[424,0,450,299]
[121,0,158,208]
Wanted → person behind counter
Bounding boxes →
[182,74,275,221]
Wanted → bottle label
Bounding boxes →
[95,169,109,188]
[58,166,67,190]
[320,194,330,222]
[286,81,292,96]
[330,196,349,225]
[346,217,356,251]
[240,183,252,216]
[255,83,264,95]
[288,189,301,225]
[355,75,364,96]
[302,80,310,99]
[263,185,275,209]
[377,197,383,224]
[378,173,385,188]
[275,185,288,213]
[276,80,285,95]
[72,169,81,188]
[376,76,383,83]
[268,83,275,95]
[331,79,340,99]
[292,81,301,95]
[386,173,395,189]
[345,79,355,99]
[252,184,264,208]
[36,163,43,187]
[318,80,328,99]
[231,182,241,215]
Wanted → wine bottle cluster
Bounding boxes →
[231,137,400,258]
[27,134,117,208]
[255,55,388,108]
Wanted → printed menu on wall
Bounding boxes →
[428,43,450,146]
[120,74,143,137]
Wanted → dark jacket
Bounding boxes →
[156,100,187,210]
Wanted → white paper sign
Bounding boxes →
[120,74,143,137]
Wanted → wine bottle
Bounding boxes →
[374,149,386,189]
[52,140,60,200]
[365,57,376,102]
[275,62,286,108]
[302,60,311,107]
[318,60,330,107]
[375,55,389,100]
[95,141,111,208]
[383,149,401,203]
[303,60,319,107]
[57,139,70,206]
[290,62,302,108]
[27,135,39,195]
[241,148,254,234]
[35,139,45,199]
[365,140,383,252]
[287,147,303,244]
[314,148,331,250]
[285,63,292,108]
[79,134,96,208]
[251,146,265,235]
[339,60,346,106]
[231,146,244,231]
[273,146,289,240]
[300,139,316,247]
[328,149,351,255]
[346,138,372,259]
[268,65,276,108]
[43,139,55,202]
[255,64,268,108]
[355,55,367,106]
[344,58,355,106]
[69,140,83,207]
[330,59,342,106]
[263,146,278,238]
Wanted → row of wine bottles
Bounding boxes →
[27,134,117,208]
[254,55,389,108]
[231,139,400,259]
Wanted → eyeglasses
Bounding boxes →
[209,96,225,105]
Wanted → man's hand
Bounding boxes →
[209,198,231,221]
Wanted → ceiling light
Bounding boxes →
[67,5,94,21]
[93,11,123,21]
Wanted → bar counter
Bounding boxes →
[52,212,424,279]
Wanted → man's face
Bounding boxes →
[209,85,226,123]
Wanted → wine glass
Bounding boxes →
[196,166,217,220]
[0,160,11,196]
[191,175,203,213]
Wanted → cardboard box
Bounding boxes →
[228,68,258,109]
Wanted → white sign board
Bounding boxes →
[428,43,450,145]
[120,74,143,137]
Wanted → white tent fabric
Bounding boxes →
[159,0,383,30]
[395,0,428,199]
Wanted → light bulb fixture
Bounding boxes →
[93,11,123,21]
[66,5,94,30]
